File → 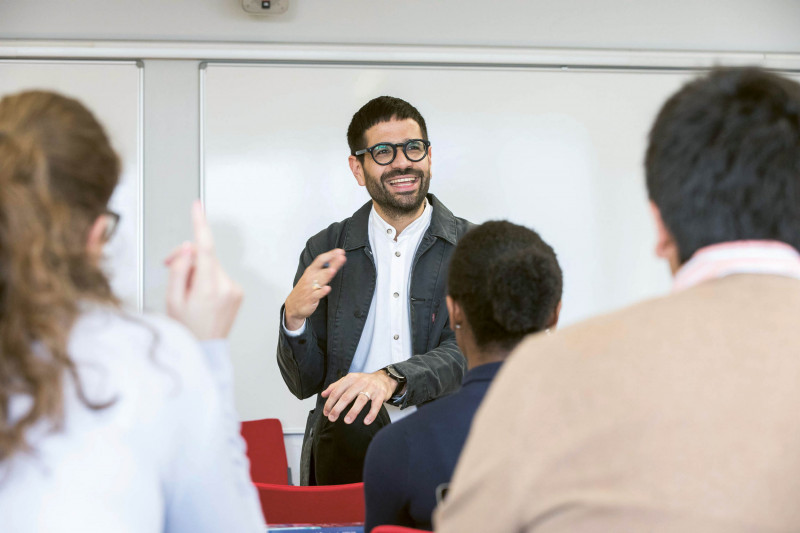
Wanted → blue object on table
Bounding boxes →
[269,525,363,533]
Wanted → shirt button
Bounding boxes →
[395,251,401,257]
[386,228,392,234]
[393,292,399,298]
[393,334,399,340]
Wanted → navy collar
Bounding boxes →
[342,193,458,251]
[462,361,503,387]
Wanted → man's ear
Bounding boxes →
[348,155,366,187]
[547,300,562,330]
[446,295,463,329]
[86,215,107,258]
[650,201,681,274]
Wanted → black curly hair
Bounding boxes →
[448,220,563,351]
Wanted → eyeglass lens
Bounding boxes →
[103,211,120,241]
[372,140,428,165]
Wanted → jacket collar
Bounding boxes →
[342,193,458,251]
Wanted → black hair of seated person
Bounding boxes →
[646,67,800,264]
[447,220,563,351]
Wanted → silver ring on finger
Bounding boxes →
[312,280,322,290]
[358,390,372,401]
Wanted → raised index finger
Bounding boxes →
[191,200,217,277]
[192,200,215,251]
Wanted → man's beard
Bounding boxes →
[364,166,431,219]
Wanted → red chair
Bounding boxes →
[254,482,365,525]
[240,418,289,484]
[372,527,429,533]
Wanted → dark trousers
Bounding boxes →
[310,401,391,485]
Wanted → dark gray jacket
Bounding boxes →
[277,194,472,484]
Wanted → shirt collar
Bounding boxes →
[673,240,800,292]
[342,194,459,251]
[369,198,433,243]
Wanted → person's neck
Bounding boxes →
[373,200,426,238]
[466,347,510,370]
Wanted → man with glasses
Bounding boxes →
[277,96,472,485]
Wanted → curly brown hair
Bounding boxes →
[0,91,120,462]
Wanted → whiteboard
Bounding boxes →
[0,60,143,309]
[201,63,798,430]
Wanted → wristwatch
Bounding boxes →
[382,365,407,401]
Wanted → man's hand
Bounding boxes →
[321,370,399,425]
[164,201,243,340]
[284,249,347,330]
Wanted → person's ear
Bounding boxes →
[348,155,366,187]
[86,215,107,258]
[650,201,681,274]
[446,295,464,330]
[547,300,562,330]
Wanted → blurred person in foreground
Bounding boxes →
[363,220,562,531]
[437,67,800,532]
[0,90,263,533]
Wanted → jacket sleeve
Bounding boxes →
[276,240,328,400]
[392,319,466,409]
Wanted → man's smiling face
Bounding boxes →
[356,118,431,219]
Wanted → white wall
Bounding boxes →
[2,0,800,52]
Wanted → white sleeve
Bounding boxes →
[161,336,264,533]
[281,310,307,337]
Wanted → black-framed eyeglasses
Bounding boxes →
[353,139,431,166]
[102,209,121,242]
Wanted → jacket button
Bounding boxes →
[353,309,363,318]
[337,370,345,379]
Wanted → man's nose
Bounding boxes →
[390,147,412,167]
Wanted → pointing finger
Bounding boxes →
[192,200,217,280]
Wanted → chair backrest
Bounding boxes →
[371,526,429,533]
[254,482,365,525]
[240,418,289,484]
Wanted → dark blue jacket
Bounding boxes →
[277,194,473,485]
[363,362,503,531]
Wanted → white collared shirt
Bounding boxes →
[285,200,433,420]
[673,240,800,292]
[350,200,433,375]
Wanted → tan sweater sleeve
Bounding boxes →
[434,345,535,533]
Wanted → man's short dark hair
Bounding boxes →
[346,96,428,155]
[646,67,800,264]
